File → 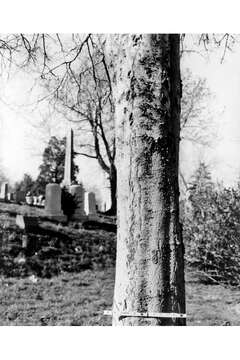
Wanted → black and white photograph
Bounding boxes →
[1,32,240,327]
[0,3,240,356]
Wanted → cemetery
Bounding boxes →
[1,196,240,325]
[1,33,240,328]
[1,161,240,325]
[0,127,117,275]
[0,125,120,324]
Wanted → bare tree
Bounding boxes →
[181,69,214,146]
[179,68,218,193]
[44,35,117,214]
[13,34,117,214]
[0,33,231,215]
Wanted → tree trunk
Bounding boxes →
[110,34,185,325]
[107,164,117,215]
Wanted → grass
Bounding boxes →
[0,202,45,218]
[0,267,240,326]
[0,268,114,326]
[0,206,116,278]
[186,271,240,325]
[0,202,240,326]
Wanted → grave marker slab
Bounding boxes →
[0,182,8,201]
[69,184,86,221]
[7,192,14,201]
[85,192,97,220]
[45,183,66,222]
[15,190,25,203]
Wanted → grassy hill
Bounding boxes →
[0,202,240,326]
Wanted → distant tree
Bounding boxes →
[40,35,117,214]
[34,136,79,194]
[0,153,8,183]
[179,69,217,196]
[0,165,8,184]
[189,162,214,195]
[15,173,35,194]
[181,69,215,147]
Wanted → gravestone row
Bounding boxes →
[0,180,98,222]
[44,182,97,222]
[0,183,44,206]
[0,128,99,221]
[43,127,97,222]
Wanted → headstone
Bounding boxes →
[16,214,39,231]
[37,195,44,206]
[69,184,86,221]
[45,183,66,221]
[85,192,97,219]
[0,182,8,201]
[15,190,25,203]
[7,192,14,201]
[62,128,74,188]
[25,194,33,205]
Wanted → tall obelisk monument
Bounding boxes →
[62,128,74,188]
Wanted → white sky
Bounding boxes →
[181,39,240,186]
[1,35,240,191]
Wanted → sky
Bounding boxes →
[1,34,240,196]
[181,37,240,186]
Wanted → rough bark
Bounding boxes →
[109,34,185,325]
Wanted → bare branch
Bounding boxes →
[75,152,97,159]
